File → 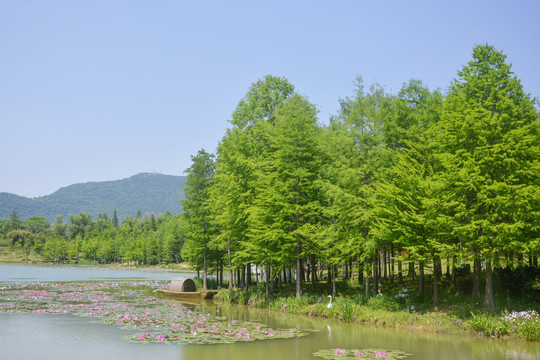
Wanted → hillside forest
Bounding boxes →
[1,45,539,313]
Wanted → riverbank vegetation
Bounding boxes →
[1,44,539,340]
[213,272,540,341]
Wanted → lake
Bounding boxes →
[1,264,538,360]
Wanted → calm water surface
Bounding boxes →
[1,264,538,360]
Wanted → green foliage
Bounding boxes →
[517,320,540,341]
[469,312,509,337]
[438,44,539,311]
[181,149,216,289]
[335,297,354,322]
[367,295,401,312]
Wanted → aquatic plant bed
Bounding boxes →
[313,348,411,359]
[0,281,308,344]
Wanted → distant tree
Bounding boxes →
[68,213,94,239]
[52,215,67,238]
[112,208,119,229]
[7,229,34,247]
[9,211,22,231]
[24,216,50,234]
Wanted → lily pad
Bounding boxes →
[313,348,411,359]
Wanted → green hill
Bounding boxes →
[0,173,186,222]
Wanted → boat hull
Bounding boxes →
[156,289,218,299]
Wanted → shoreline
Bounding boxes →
[2,261,538,342]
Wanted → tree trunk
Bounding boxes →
[390,247,395,283]
[373,256,379,295]
[364,260,370,298]
[219,258,223,289]
[296,235,302,298]
[418,262,424,299]
[202,213,208,291]
[358,261,363,285]
[472,258,481,301]
[397,260,403,285]
[228,237,233,290]
[483,260,495,311]
[383,249,388,280]
[433,256,440,306]
[265,265,270,300]
[311,255,317,282]
[332,266,336,297]
[271,268,276,292]
[451,256,456,288]
[409,261,415,280]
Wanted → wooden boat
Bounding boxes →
[155,277,219,299]
[156,288,218,299]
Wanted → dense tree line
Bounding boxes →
[0,209,184,266]
[179,45,539,310]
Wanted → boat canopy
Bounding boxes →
[169,277,197,293]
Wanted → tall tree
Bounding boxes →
[181,149,215,290]
[264,94,321,297]
[112,209,119,229]
[438,44,539,311]
[212,75,295,295]
[333,79,394,296]
[9,211,22,231]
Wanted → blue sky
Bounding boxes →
[1,0,539,198]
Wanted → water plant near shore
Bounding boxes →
[0,280,307,345]
[313,348,411,359]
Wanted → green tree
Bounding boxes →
[181,149,215,290]
[211,75,296,295]
[248,94,321,297]
[52,215,67,238]
[438,44,539,311]
[24,216,50,234]
[331,79,394,296]
[112,208,119,229]
[9,211,22,231]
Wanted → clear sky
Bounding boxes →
[1,0,539,198]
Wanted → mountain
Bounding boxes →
[0,173,186,223]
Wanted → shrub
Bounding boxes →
[367,295,400,312]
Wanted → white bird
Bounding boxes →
[327,295,333,308]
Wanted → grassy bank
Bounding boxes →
[213,276,540,342]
